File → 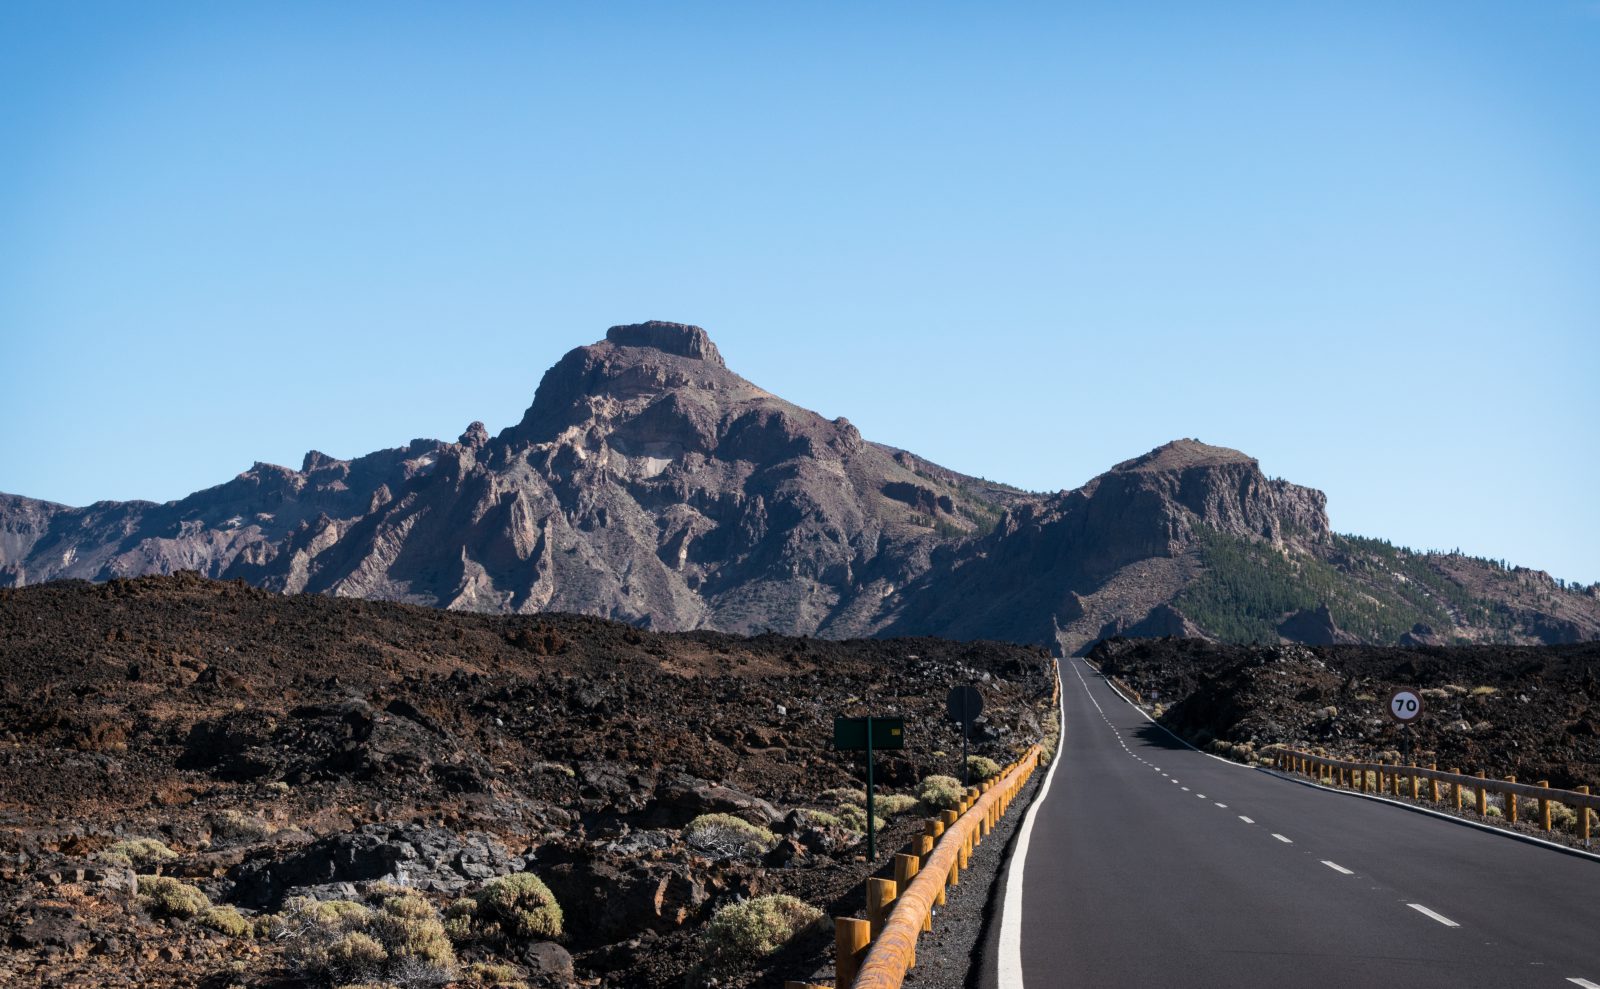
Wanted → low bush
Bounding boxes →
[209,809,274,846]
[797,809,842,828]
[834,804,885,834]
[966,755,1001,782]
[820,787,866,805]
[137,875,211,919]
[199,905,253,937]
[1041,709,1061,763]
[700,894,824,976]
[874,793,920,816]
[465,961,526,987]
[282,890,455,987]
[444,872,563,942]
[684,814,777,858]
[106,837,178,871]
[917,775,964,811]
[1470,686,1498,697]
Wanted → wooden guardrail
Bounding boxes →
[787,744,1046,989]
[1272,747,1596,843]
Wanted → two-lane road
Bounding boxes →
[982,659,1599,988]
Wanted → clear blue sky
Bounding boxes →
[2,2,1596,584]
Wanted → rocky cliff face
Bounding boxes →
[3,321,1596,652]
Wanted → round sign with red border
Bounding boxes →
[1387,688,1425,724]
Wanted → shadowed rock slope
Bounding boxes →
[3,321,1597,654]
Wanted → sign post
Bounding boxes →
[946,685,984,787]
[1387,688,1425,764]
[833,716,905,861]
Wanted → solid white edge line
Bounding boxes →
[997,661,1069,988]
[1321,860,1354,875]
[1407,903,1460,927]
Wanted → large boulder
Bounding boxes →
[229,824,526,909]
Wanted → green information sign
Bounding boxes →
[831,715,905,860]
[833,716,905,751]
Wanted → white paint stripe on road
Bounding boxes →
[1197,794,1206,799]
[1321,861,1353,875]
[1565,978,1600,988]
[1407,904,1460,928]
[1239,816,1254,823]
[1272,833,1292,843]
[998,660,1070,988]
[1214,803,1227,808]
[1181,787,1190,792]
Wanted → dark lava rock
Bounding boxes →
[229,823,526,909]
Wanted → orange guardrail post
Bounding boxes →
[1581,786,1592,843]
[1429,765,1439,803]
[867,878,897,940]
[1476,772,1488,816]
[836,917,870,987]
[1377,761,1385,792]
[1505,777,1518,824]
[1538,782,1551,832]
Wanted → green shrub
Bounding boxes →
[700,894,824,975]
[966,756,1001,782]
[874,794,920,816]
[798,809,842,828]
[917,775,964,811]
[199,905,253,937]
[466,961,528,988]
[835,804,885,834]
[820,787,866,805]
[283,891,454,986]
[209,809,274,846]
[137,875,211,919]
[448,873,564,942]
[684,813,777,857]
[1041,709,1061,762]
[324,931,388,981]
[108,838,178,871]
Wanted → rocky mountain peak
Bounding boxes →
[604,321,725,367]
[1111,438,1256,474]
[458,421,490,450]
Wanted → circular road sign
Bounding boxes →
[946,685,984,725]
[1387,688,1425,724]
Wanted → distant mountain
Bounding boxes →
[4,320,1596,654]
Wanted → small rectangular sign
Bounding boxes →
[833,716,905,750]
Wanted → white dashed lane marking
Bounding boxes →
[1214,803,1227,808]
[1407,904,1459,927]
[1321,861,1354,875]
[1272,833,1293,844]
[1239,816,1254,824]
[1566,979,1600,989]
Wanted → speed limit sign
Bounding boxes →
[1387,689,1425,724]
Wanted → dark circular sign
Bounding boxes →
[1387,688,1425,724]
[946,685,984,724]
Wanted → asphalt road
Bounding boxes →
[980,658,1600,989]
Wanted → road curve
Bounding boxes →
[979,658,1600,989]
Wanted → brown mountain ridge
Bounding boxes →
[3,320,1597,655]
